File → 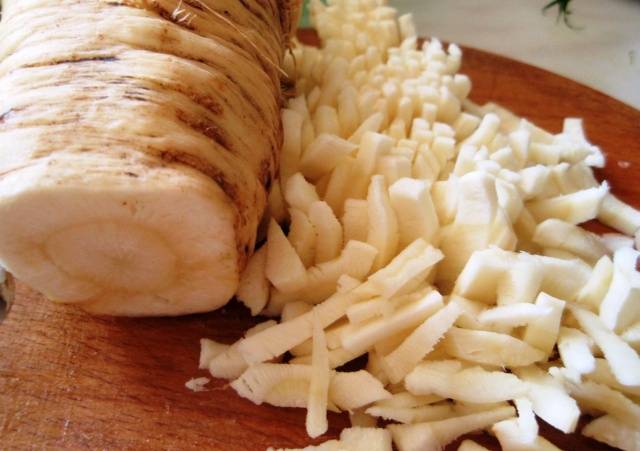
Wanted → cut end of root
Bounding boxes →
[0,161,241,316]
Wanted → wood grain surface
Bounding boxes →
[1,31,639,450]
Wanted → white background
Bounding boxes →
[391,0,640,109]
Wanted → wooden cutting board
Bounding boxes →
[1,32,639,450]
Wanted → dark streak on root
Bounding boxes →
[174,110,231,151]
[159,150,238,207]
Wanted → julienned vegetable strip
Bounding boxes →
[201,1,640,449]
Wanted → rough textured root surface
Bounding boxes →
[0,0,300,315]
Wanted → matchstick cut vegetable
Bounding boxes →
[199,1,640,450]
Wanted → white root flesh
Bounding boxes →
[306,316,330,438]
[0,0,299,315]
[388,406,516,451]
[189,4,640,449]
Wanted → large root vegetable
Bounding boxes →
[0,0,300,315]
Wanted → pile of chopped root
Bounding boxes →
[196,1,640,450]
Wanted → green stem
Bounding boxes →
[543,0,580,29]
